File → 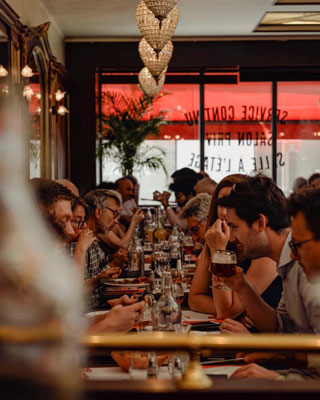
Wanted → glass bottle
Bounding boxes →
[170,241,181,269]
[168,225,180,244]
[153,207,167,243]
[127,237,144,277]
[152,271,181,331]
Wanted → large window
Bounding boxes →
[277,82,320,195]
[97,79,199,203]
[97,73,320,201]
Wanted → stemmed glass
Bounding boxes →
[182,235,194,265]
[211,249,237,290]
[172,281,185,305]
[154,251,169,278]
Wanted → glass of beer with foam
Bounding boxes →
[211,250,237,290]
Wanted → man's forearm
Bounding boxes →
[236,283,277,332]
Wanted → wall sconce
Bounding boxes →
[23,85,34,101]
[55,89,66,102]
[1,85,9,95]
[0,65,8,77]
[21,65,34,78]
[57,105,69,116]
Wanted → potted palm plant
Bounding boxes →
[97,87,168,176]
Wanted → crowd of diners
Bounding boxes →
[29,168,320,381]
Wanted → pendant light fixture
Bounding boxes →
[136,1,179,52]
[139,38,173,78]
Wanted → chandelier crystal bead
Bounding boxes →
[144,0,178,20]
[136,1,179,52]
[138,67,166,98]
[139,38,173,78]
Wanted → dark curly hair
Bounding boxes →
[217,174,290,232]
[288,185,320,239]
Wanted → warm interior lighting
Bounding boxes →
[35,92,41,100]
[21,65,34,78]
[23,85,34,101]
[35,106,41,114]
[55,89,66,102]
[136,1,179,52]
[0,65,8,77]
[1,84,9,95]
[139,38,173,78]
[144,0,178,20]
[57,105,69,116]
[138,66,166,98]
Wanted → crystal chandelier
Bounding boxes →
[138,67,166,98]
[139,38,173,78]
[144,0,178,21]
[136,1,179,52]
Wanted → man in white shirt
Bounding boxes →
[216,176,320,380]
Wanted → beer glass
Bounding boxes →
[211,250,237,290]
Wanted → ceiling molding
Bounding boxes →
[64,35,320,42]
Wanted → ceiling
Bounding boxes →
[37,0,320,40]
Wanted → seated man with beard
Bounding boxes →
[31,178,145,332]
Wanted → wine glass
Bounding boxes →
[211,250,237,290]
[172,281,185,305]
[182,235,194,265]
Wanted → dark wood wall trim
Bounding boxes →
[66,40,320,193]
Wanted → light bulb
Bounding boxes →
[0,65,8,77]
[23,85,34,101]
[55,89,66,102]
[57,105,69,116]
[21,65,34,78]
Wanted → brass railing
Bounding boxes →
[1,326,320,390]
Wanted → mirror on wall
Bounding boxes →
[0,30,9,99]
[27,47,46,178]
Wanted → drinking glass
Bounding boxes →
[139,294,154,331]
[172,281,185,305]
[155,251,169,278]
[183,235,194,265]
[129,351,149,380]
[211,250,237,290]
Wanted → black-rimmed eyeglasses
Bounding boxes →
[189,219,205,236]
[71,219,87,229]
[289,238,316,257]
[101,206,120,219]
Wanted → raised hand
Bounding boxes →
[205,219,230,255]
[132,209,144,225]
[77,228,96,252]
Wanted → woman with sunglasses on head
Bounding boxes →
[188,174,282,332]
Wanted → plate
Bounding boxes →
[101,278,149,288]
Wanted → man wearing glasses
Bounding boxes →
[289,186,320,282]
[181,193,212,244]
[215,175,320,380]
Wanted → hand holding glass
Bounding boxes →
[211,250,237,290]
